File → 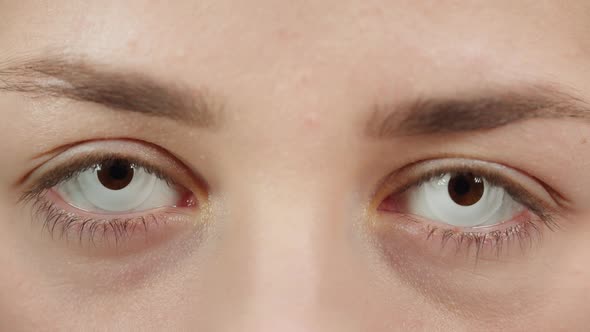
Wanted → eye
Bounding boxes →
[377,159,555,229]
[374,159,563,258]
[20,140,202,249]
[392,172,523,228]
[56,158,190,213]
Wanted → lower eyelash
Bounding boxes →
[396,211,560,260]
[25,191,166,246]
[429,221,536,258]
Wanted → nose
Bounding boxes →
[204,173,365,332]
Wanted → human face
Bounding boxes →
[1,1,590,330]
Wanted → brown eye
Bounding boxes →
[448,173,485,206]
[97,159,135,190]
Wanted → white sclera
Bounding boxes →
[405,174,522,227]
[56,166,181,213]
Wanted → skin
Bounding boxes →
[1,1,590,330]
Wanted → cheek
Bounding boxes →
[364,206,590,329]
[0,198,69,327]
[558,212,590,286]
[368,216,541,324]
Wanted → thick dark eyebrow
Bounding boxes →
[367,85,590,137]
[0,56,221,127]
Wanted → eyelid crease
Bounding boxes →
[15,138,195,183]
[17,139,208,204]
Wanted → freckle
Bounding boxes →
[303,112,319,129]
[127,39,139,50]
[277,28,299,42]
[581,138,587,145]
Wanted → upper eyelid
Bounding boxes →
[18,139,206,199]
[374,158,563,214]
[29,155,177,193]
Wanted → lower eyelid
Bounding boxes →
[373,209,550,259]
[25,190,199,251]
[47,189,195,217]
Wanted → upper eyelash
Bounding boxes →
[19,154,178,204]
[386,163,560,223]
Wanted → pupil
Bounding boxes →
[97,159,135,191]
[448,173,485,206]
[454,177,471,196]
[110,163,129,180]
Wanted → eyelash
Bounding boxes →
[28,197,165,245]
[377,162,562,258]
[22,151,563,257]
[20,154,191,246]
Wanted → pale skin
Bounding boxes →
[1,1,590,331]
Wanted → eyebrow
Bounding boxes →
[0,56,221,127]
[367,85,590,137]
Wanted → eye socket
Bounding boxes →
[20,140,203,249]
[55,158,192,214]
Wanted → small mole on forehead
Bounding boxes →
[303,112,319,129]
[277,27,299,41]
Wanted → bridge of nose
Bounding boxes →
[201,172,372,330]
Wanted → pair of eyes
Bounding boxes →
[53,150,534,230]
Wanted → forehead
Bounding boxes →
[2,1,590,114]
